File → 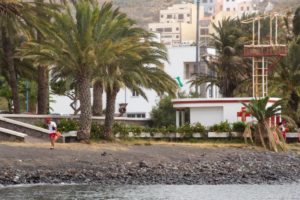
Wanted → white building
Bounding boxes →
[148,3,204,46]
[222,0,258,17]
[194,0,217,16]
[50,46,218,117]
[172,97,280,127]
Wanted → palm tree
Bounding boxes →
[269,40,300,125]
[19,0,141,141]
[92,79,103,116]
[0,0,57,113]
[293,7,300,37]
[243,97,286,152]
[190,17,252,97]
[100,32,178,139]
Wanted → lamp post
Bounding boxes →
[195,0,200,94]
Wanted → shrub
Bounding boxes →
[209,121,231,132]
[128,125,143,136]
[35,120,47,129]
[57,118,79,132]
[166,125,177,133]
[192,123,206,133]
[91,123,105,140]
[150,96,176,127]
[232,121,246,133]
[113,123,129,138]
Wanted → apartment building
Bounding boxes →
[194,0,217,16]
[222,0,258,16]
[148,3,204,46]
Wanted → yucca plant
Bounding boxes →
[243,97,287,152]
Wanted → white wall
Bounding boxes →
[50,46,202,116]
[190,106,223,126]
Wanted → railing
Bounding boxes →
[244,45,288,57]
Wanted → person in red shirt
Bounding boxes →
[45,117,57,149]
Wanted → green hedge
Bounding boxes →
[47,119,250,139]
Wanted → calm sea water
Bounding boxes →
[0,184,299,200]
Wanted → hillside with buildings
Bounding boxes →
[97,0,193,28]
[96,0,299,28]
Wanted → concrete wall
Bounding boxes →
[190,106,223,126]
[0,115,151,127]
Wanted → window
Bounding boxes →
[200,28,209,35]
[156,28,163,32]
[226,8,230,11]
[132,90,139,97]
[184,62,198,79]
[247,7,250,11]
[178,14,184,20]
[187,14,190,17]
[127,113,146,118]
[241,6,244,11]
[176,35,179,38]
[203,0,207,3]
[164,27,172,32]
[167,14,172,19]
[176,27,179,31]
[161,15,164,18]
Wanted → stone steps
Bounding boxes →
[0,117,48,140]
[0,127,27,142]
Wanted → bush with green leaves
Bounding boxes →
[192,123,206,133]
[209,121,231,132]
[91,123,105,140]
[34,120,47,129]
[57,119,79,132]
[150,96,176,127]
[232,121,246,133]
[113,123,129,138]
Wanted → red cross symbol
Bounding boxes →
[237,107,251,122]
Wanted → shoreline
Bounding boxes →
[0,142,300,186]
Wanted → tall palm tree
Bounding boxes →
[0,0,57,113]
[293,7,300,37]
[92,79,103,116]
[18,0,140,141]
[243,97,286,152]
[269,40,300,125]
[190,17,251,97]
[99,32,178,139]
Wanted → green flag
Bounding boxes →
[175,76,183,88]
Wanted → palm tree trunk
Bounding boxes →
[104,85,119,139]
[288,90,299,111]
[2,28,20,113]
[37,65,49,114]
[92,80,103,116]
[77,74,92,142]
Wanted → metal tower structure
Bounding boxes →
[243,14,288,97]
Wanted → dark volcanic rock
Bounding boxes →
[0,146,300,186]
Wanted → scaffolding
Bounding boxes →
[243,14,288,97]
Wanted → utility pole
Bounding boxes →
[195,0,200,94]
